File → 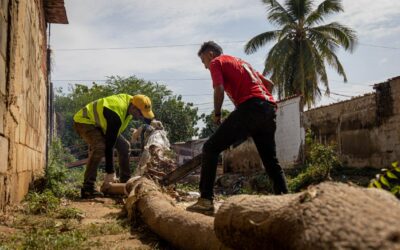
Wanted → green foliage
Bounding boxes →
[55,76,199,145]
[3,226,87,250]
[45,138,80,199]
[81,222,126,237]
[288,142,341,192]
[245,0,357,107]
[369,161,400,198]
[176,183,199,192]
[57,207,84,220]
[199,109,231,138]
[25,190,60,215]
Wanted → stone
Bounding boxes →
[0,102,4,134]
[0,15,6,60]
[0,135,8,174]
[1,0,9,21]
[0,54,5,96]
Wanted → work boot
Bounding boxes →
[80,187,103,199]
[186,198,215,215]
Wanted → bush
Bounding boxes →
[46,138,70,190]
[31,138,83,199]
[288,141,341,192]
[25,190,60,215]
[369,161,400,198]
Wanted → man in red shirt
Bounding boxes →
[187,41,288,214]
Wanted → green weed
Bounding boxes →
[369,161,400,198]
[81,221,127,236]
[288,140,341,192]
[25,190,60,215]
[57,207,84,220]
[176,183,198,192]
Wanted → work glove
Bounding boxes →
[213,113,222,125]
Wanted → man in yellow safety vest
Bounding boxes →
[73,94,154,198]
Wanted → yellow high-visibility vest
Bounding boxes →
[73,94,133,135]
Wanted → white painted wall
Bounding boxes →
[276,96,305,168]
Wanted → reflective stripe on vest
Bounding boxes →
[92,101,101,127]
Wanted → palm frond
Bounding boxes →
[305,0,343,26]
[244,30,281,54]
[307,29,347,82]
[287,0,314,20]
[263,0,296,26]
[323,49,347,82]
[312,22,357,51]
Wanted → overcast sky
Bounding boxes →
[51,0,400,123]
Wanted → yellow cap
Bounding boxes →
[131,94,155,119]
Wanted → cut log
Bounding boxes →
[125,177,226,250]
[214,182,400,250]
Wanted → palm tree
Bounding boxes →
[245,0,357,107]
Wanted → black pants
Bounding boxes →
[199,98,289,199]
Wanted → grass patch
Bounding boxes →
[25,190,60,215]
[81,221,127,237]
[2,226,88,250]
[57,207,84,220]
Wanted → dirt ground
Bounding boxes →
[0,196,174,250]
[69,196,169,249]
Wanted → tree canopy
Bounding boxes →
[199,109,231,139]
[245,0,357,107]
[55,76,200,147]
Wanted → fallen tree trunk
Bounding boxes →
[214,182,400,250]
[125,177,226,250]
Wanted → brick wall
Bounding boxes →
[304,77,400,168]
[0,0,48,209]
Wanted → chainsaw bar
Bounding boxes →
[161,153,202,186]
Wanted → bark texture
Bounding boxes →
[214,182,400,250]
[125,177,226,250]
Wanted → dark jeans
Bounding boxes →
[199,98,289,200]
[73,123,131,189]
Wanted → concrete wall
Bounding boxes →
[223,96,305,174]
[0,0,48,209]
[275,96,305,167]
[304,77,400,168]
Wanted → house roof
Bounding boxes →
[44,0,68,24]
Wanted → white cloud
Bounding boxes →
[52,0,400,116]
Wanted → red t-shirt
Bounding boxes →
[209,55,275,106]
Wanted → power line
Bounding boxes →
[179,93,213,96]
[330,92,353,98]
[52,78,210,81]
[191,102,214,106]
[52,78,372,87]
[359,42,400,50]
[54,41,246,51]
[53,41,400,51]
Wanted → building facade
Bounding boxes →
[0,0,67,209]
